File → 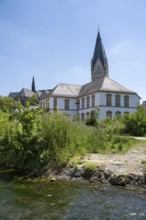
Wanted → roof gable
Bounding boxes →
[18,88,35,97]
[79,77,136,96]
[51,83,82,97]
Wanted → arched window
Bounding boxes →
[106,111,112,119]
[81,113,85,121]
[92,95,95,107]
[115,95,121,107]
[115,111,121,118]
[106,94,112,106]
[64,99,70,110]
[124,96,129,107]
[124,111,129,115]
[86,96,90,108]
[86,112,90,117]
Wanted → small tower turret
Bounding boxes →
[31,76,35,92]
[91,30,109,81]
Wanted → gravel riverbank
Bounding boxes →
[50,140,146,189]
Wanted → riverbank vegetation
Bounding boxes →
[0,97,146,175]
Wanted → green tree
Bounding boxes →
[0,97,15,113]
[5,101,44,172]
[122,105,146,136]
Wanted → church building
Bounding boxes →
[9,31,140,121]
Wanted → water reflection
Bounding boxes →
[0,175,146,219]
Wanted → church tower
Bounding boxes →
[91,30,109,81]
[31,76,35,92]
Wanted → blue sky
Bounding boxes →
[0,0,146,101]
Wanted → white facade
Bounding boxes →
[39,86,140,122]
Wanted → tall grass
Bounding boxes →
[0,108,136,174]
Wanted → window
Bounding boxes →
[46,99,50,109]
[81,113,85,121]
[76,99,80,110]
[64,99,70,110]
[106,94,112,106]
[115,95,121,107]
[115,111,121,117]
[124,111,129,115]
[82,98,85,109]
[53,97,57,110]
[86,112,90,117]
[106,111,112,119]
[92,95,95,107]
[41,99,49,109]
[124,96,129,107]
[40,101,46,107]
[86,96,90,108]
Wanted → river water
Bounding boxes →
[0,171,146,220]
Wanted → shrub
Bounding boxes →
[85,108,99,127]
[122,106,146,136]
[83,162,97,178]
[0,101,138,174]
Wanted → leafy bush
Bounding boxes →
[85,108,99,127]
[0,101,137,175]
[122,106,146,136]
[0,97,15,113]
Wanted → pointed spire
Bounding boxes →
[31,76,35,92]
[98,25,100,33]
[91,29,109,81]
[92,29,105,68]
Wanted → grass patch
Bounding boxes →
[141,160,146,165]
[83,162,97,178]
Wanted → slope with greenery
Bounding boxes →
[0,97,145,175]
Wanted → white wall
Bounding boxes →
[77,92,140,121]
[39,92,140,121]
[49,97,77,117]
